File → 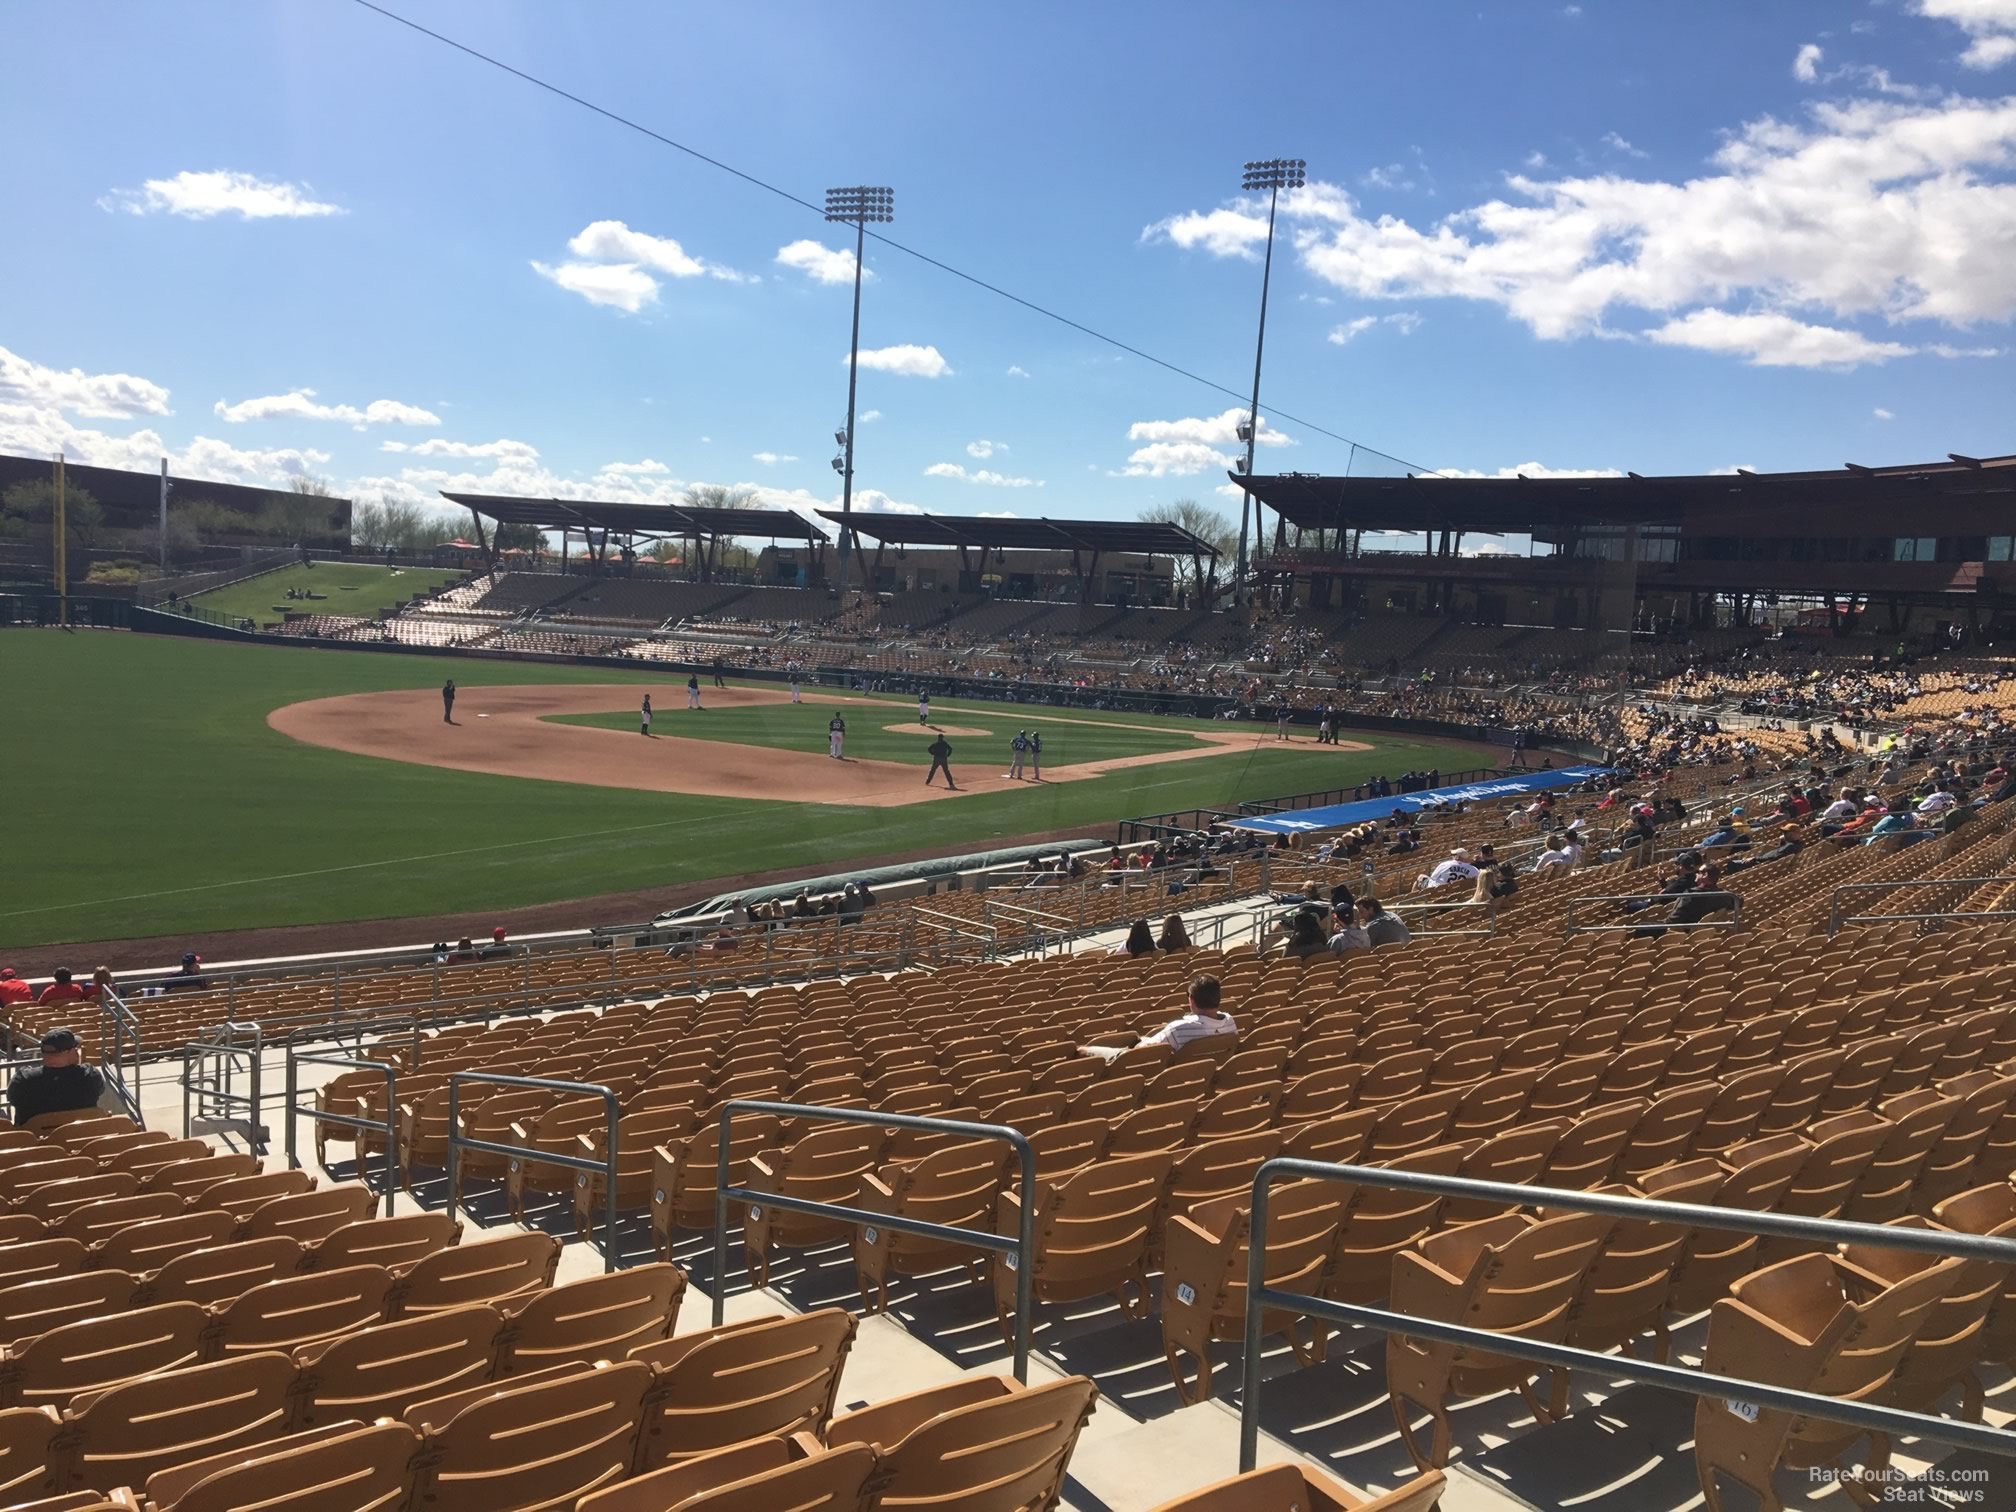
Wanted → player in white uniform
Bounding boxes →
[918,692,930,725]
[640,693,652,736]
[790,666,802,704]
[828,712,846,759]
[1007,730,1029,780]
[686,673,702,710]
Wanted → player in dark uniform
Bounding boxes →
[925,733,957,789]
[442,679,456,723]
[828,712,847,759]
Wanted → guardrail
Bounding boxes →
[447,1072,620,1272]
[1562,891,1743,936]
[711,1101,1038,1382]
[98,988,144,1126]
[183,1021,265,1153]
[1826,875,2016,934]
[283,1050,398,1217]
[1235,1157,2016,1475]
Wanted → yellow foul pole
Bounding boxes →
[53,454,68,627]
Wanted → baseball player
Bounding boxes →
[828,711,846,759]
[789,665,802,704]
[925,733,957,789]
[687,673,702,710]
[918,691,930,726]
[441,679,456,723]
[640,693,652,736]
[1007,729,1029,780]
[1029,730,1043,781]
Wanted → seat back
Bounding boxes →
[575,1439,878,1512]
[49,1194,181,1248]
[312,1213,461,1273]
[142,1419,421,1512]
[857,1374,1097,1512]
[1140,1463,1447,1512]
[1330,1143,1467,1305]
[294,1304,504,1428]
[240,1186,378,1246]
[0,1273,136,1346]
[212,1264,393,1355]
[0,1241,85,1292]
[63,1351,296,1493]
[2,1300,208,1410]
[88,1211,235,1275]
[390,1232,559,1316]
[499,1263,685,1376]
[147,1237,305,1309]
[0,1404,59,1505]
[629,1308,857,1469]
[407,1359,652,1510]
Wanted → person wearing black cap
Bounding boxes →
[6,1029,105,1122]
[161,952,208,992]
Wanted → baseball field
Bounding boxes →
[4,632,1488,954]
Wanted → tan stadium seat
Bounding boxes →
[1694,1249,1959,1512]
[0,1157,97,1202]
[854,1138,1010,1314]
[189,1169,316,1218]
[496,1263,684,1376]
[0,1241,86,1291]
[237,1185,378,1246]
[59,1351,297,1493]
[388,1232,559,1317]
[1142,1463,1447,1512]
[994,1149,1173,1336]
[575,1436,878,1512]
[1546,1181,1697,1410]
[1932,1181,2016,1364]
[210,1265,393,1357]
[114,1142,215,1187]
[1326,1144,1468,1311]
[628,1308,856,1470]
[86,1212,235,1275]
[293,1305,504,1428]
[0,1273,137,1346]
[1839,1214,2000,1421]
[140,1419,419,1512]
[572,1107,694,1244]
[1161,1180,1341,1406]
[51,1195,182,1249]
[1913,1069,2016,1211]
[0,1214,42,1246]
[308,1212,460,1273]
[505,1096,609,1223]
[0,1491,141,1511]
[1386,1209,1616,1470]
[0,1301,208,1410]
[650,1113,780,1262]
[22,1174,142,1226]
[0,1403,62,1504]
[404,1358,652,1509]
[143,1155,261,1203]
[144,1237,304,1309]
[1842,1092,1959,1224]
[1147,1130,1283,1268]
[740,1124,885,1289]
[824,1372,1097,1512]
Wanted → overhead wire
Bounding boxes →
[345,0,1435,475]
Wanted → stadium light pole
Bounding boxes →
[1233,157,1305,609]
[825,184,894,599]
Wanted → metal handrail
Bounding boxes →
[1826,874,2016,933]
[183,1021,265,1154]
[1236,1156,2016,1475]
[97,988,144,1126]
[1563,892,1743,935]
[284,1050,398,1217]
[447,1072,621,1272]
[986,899,1075,929]
[711,1101,1037,1382]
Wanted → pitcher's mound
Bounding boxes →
[885,722,993,737]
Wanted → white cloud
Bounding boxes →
[0,400,333,484]
[214,389,441,426]
[1127,407,1292,448]
[1005,365,1030,378]
[776,239,868,285]
[1647,309,1916,368]
[598,458,669,475]
[977,510,1021,519]
[381,437,539,460]
[859,409,883,423]
[1874,406,1896,419]
[1561,4,1583,15]
[1924,341,2005,357]
[1523,150,1549,170]
[1326,311,1423,344]
[1431,461,1627,479]
[852,344,951,378]
[564,220,753,283]
[751,451,799,465]
[924,462,1041,487]
[1918,1,2016,68]
[1361,163,1418,193]
[0,345,171,418]
[1794,43,1824,82]
[99,169,342,220]
[1113,441,1235,478]
[966,438,1007,458]
[531,260,659,313]
[1601,131,1650,159]
[1707,465,1755,476]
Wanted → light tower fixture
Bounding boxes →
[824,184,894,597]
[1233,157,1305,607]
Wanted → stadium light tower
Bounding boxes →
[825,184,894,598]
[1233,157,1304,608]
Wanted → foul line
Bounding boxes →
[0,812,730,923]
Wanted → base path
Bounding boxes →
[268,684,1371,807]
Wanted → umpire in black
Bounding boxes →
[7,1029,106,1122]
[925,733,958,790]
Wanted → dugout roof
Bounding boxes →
[442,491,824,541]
[1227,454,2016,542]
[815,511,1218,556]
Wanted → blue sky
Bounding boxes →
[3,0,2013,537]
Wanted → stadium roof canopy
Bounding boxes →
[441,491,824,541]
[814,511,1218,556]
[1227,454,2016,542]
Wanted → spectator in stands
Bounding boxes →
[1417,847,1479,891]
[1158,915,1192,951]
[0,970,29,1009]
[1820,788,1862,825]
[1698,812,1751,852]
[1277,909,1329,960]
[1326,906,1370,954]
[448,937,479,963]
[37,969,84,1004]
[1915,785,1959,818]
[1867,801,1919,842]
[1726,823,1803,872]
[6,1029,105,1121]
[480,927,512,959]
[1472,863,1519,906]
[1081,975,1235,1061]
[161,952,208,992]
[1531,833,1574,873]
[1355,896,1411,947]
[838,884,867,925]
[89,966,115,1000]
[1114,920,1157,957]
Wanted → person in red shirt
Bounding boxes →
[36,969,85,1004]
[0,970,30,1008]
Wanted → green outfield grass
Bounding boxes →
[189,563,466,627]
[550,702,1203,765]
[1,633,1487,948]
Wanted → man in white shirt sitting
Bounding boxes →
[1080,975,1235,1060]
[1417,847,1479,891]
